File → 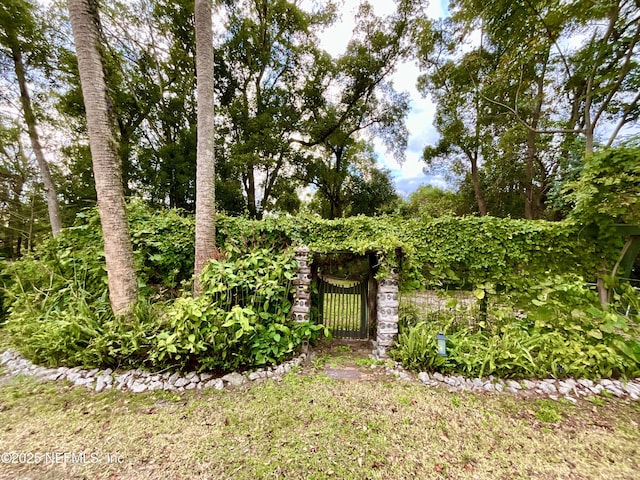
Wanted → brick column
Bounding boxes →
[292,246,311,323]
[375,272,399,358]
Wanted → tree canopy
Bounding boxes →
[0,0,637,258]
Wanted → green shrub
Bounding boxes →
[148,249,326,372]
[391,277,640,379]
[3,247,325,372]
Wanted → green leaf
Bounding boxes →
[587,329,603,340]
[599,323,616,334]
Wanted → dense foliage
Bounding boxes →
[2,203,627,373]
[565,143,640,232]
[2,202,617,301]
[392,278,640,379]
[2,237,324,371]
[149,249,326,371]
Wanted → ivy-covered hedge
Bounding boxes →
[1,203,619,324]
[0,202,626,373]
[215,212,614,292]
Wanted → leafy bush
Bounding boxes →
[148,249,326,372]
[391,278,640,379]
[3,247,324,372]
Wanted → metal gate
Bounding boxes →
[317,277,369,339]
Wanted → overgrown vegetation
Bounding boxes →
[1,214,325,371]
[1,185,637,377]
[392,278,640,379]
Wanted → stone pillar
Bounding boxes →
[292,246,311,323]
[375,273,399,358]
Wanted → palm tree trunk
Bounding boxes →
[193,0,216,294]
[67,0,138,316]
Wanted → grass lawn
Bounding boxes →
[0,345,639,480]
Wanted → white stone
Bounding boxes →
[507,380,521,390]
[185,383,196,390]
[623,383,640,395]
[200,372,214,381]
[95,377,106,393]
[558,385,572,395]
[75,377,93,387]
[540,382,557,394]
[606,385,625,397]
[46,371,64,381]
[494,383,504,392]
[31,367,49,378]
[589,385,604,394]
[578,379,594,388]
[222,372,245,386]
[213,379,224,390]
[174,377,190,388]
[418,372,430,383]
[432,372,444,382]
[484,383,495,392]
[148,380,164,391]
[130,381,147,393]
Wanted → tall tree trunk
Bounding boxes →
[524,128,537,220]
[67,0,138,316]
[524,59,547,220]
[193,0,216,294]
[244,167,258,219]
[469,154,487,216]
[10,44,62,237]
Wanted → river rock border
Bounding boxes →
[2,349,639,401]
[376,361,640,402]
[0,350,305,394]
[414,370,640,402]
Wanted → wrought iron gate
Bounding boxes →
[317,277,369,339]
